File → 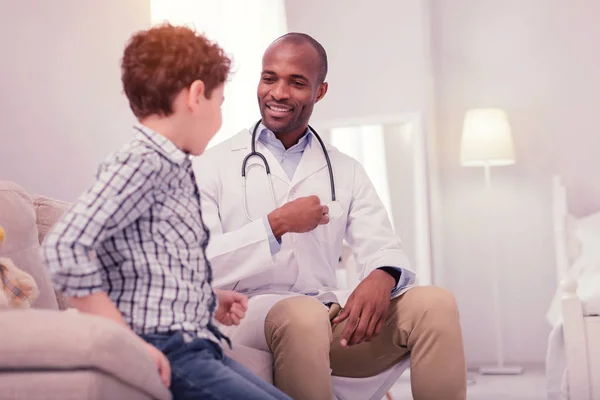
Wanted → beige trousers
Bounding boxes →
[264,286,467,400]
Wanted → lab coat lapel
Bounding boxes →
[290,136,328,189]
[230,129,289,185]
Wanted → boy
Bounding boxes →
[43,24,291,400]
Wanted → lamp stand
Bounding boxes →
[478,163,524,376]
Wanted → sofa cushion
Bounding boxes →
[0,182,58,310]
[224,344,273,383]
[0,309,171,400]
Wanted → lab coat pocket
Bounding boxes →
[311,206,347,245]
[311,224,332,245]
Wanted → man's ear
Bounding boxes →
[315,82,328,103]
[188,80,206,109]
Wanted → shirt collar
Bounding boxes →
[133,124,189,165]
[255,123,313,150]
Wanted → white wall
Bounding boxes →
[548,1,600,218]
[284,0,432,122]
[431,0,600,366]
[151,0,288,149]
[0,0,150,201]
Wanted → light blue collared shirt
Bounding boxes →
[259,126,312,180]
[258,125,311,254]
[257,125,412,293]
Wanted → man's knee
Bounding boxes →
[265,296,332,349]
[392,286,460,328]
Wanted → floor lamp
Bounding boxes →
[460,108,524,375]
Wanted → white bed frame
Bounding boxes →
[553,175,600,400]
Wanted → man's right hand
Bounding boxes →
[268,195,329,239]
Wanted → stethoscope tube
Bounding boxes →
[242,150,270,176]
[310,127,336,202]
[241,119,338,221]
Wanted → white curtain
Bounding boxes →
[330,125,395,230]
[151,0,288,147]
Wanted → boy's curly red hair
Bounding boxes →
[121,23,231,119]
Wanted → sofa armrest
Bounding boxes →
[0,309,171,400]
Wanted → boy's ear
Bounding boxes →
[188,80,206,108]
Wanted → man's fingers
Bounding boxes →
[307,195,320,204]
[363,312,380,343]
[373,319,385,339]
[340,307,362,347]
[322,205,329,215]
[349,306,373,345]
[319,214,330,225]
[332,307,349,325]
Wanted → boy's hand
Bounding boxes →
[143,342,171,387]
[214,289,248,326]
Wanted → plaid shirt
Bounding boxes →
[43,125,226,343]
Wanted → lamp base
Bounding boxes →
[479,366,524,375]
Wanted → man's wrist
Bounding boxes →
[369,269,396,290]
[377,266,401,286]
[267,210,288,239]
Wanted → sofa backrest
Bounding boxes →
[0,181,71,310]
[32,195,71,245]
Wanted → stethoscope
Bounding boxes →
[241,120,344,222]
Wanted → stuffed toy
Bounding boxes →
[0,226,39,309]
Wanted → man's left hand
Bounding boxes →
[214,289,248,326]
[332,269,396,347]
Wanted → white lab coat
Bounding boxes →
[194,128,414,400]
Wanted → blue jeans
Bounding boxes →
[141,332,292,400]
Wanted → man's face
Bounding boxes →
[257,41,327,134]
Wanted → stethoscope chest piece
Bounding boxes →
[327,200,344,219]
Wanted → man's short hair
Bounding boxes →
[121,23,231,119]
[276,32,328,84]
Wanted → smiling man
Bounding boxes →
[194,33,467,400]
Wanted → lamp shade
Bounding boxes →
[460,108,516,167]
